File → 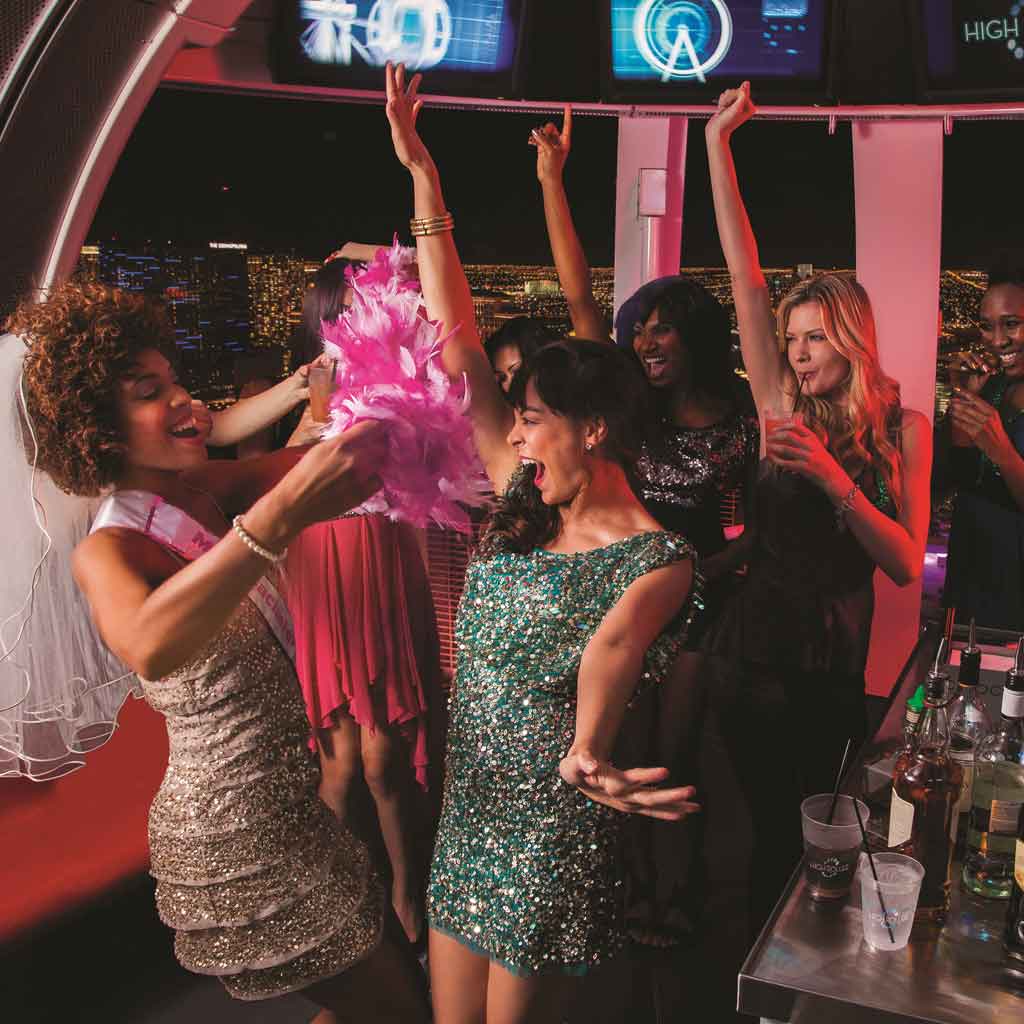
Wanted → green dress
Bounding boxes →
[427,531,699,976]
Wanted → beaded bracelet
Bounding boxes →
[410,212,454,236]
[835,482,861,530]
[232,515,287,564]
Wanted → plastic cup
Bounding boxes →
[763,406,795,440]
[859,852,924,950]
[307,363,336,423]
[800,794,869,901]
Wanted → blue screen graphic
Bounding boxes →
[610,0,825,84]
[297,0,512,73]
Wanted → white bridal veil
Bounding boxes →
[0,333,139,780]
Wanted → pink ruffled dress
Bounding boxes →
[284,514,440,790]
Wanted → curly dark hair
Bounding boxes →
[7,281,174,495]
[478,339,650,557]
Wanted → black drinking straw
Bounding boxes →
[852,796,896,944]
[826,737,854,824]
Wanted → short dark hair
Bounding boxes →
[986,258,1024,290]
[483,316,553,367]
[293,257,359,366]
[480,339,649,556]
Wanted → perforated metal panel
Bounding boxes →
[0,1,59,84]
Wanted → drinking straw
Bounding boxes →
[852,797,896,944]
[826,737,854,825]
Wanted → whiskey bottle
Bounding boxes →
[963,637,1024,900]
[889,668,963,924]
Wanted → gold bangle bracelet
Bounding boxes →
[410,223,455,237]
[409,213,454,233]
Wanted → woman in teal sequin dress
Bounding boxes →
[382,66,702,1021]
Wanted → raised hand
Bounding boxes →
[560,749,701,822]
[279,420,386,529]
[385,62,430,172]
[530,105,572,185]
[947,349,998,396]
[950,388,1011,459]
[765,417,845,492]
[705,80,757,141]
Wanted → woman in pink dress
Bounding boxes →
[284,255,442,950]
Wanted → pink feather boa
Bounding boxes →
[320,239,491,533]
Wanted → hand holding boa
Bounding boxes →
[320,239,490,532]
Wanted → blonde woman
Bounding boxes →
[694,82,932,1006]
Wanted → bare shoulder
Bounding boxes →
[899,408,930,442]
[73,527,178,590]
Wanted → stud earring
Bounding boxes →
[585,442,593,451]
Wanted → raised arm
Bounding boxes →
[705,83,784,413]
[74,422,385,680]
[384,63,516,492]
[532,107,610,343]
[204,365,310,447]
[559,561,702,821]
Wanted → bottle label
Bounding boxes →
[888,788,915,847]
[990,800,1023,836]
[1003,688,1024,719]
[1016,839,1024,890]
[950,763,974,839]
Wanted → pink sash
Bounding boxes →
[91,490,296,666]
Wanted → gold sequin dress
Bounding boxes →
[427,531,698,976]
[92,492,383,1001]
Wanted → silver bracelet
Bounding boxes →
[835,483,861,529]
[232,515,286,564]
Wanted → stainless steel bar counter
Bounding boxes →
[737,626,1024,1024]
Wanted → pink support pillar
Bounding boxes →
[612,116,688,333]
[853,120,944,695]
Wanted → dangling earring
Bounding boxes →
[585,442,593,452]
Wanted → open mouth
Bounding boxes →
[520,457,546,486]
[999,351,1022,369]
[169,415,200,439]
[642,354,668,379]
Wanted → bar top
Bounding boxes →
[738,627,1024,1024]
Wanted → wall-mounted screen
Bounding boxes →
[912,0,1024,101]
[276,0,529,97]
[601,0,835,102]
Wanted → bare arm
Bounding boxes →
[74,424,386,680]
[532,108,610,343]
[559,560,701,821]
[768,410,932,586]
[206,368,310,447]
[705,84,784,413]
[384,63,516,491]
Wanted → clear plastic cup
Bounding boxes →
[800,794,869,901]
[763,405,795,440]
[859,852,924,950]
[307,363,336,423]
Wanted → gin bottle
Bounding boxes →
[963,637,1024,900]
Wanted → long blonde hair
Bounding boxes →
[777,273,903,510]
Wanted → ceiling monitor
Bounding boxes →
[600,0,836,103]
[910,0,1024,101]
[275,0,531,98]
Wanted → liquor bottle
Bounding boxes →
[963,637,1024,899]
[889,667,963,924]
[892,645,948,792]
[947,620,992,855]
[1004,803,1024,963]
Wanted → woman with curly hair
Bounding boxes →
[700,81,932,1009]
[5,280,431,1019]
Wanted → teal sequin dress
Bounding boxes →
[427,531,698,976]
